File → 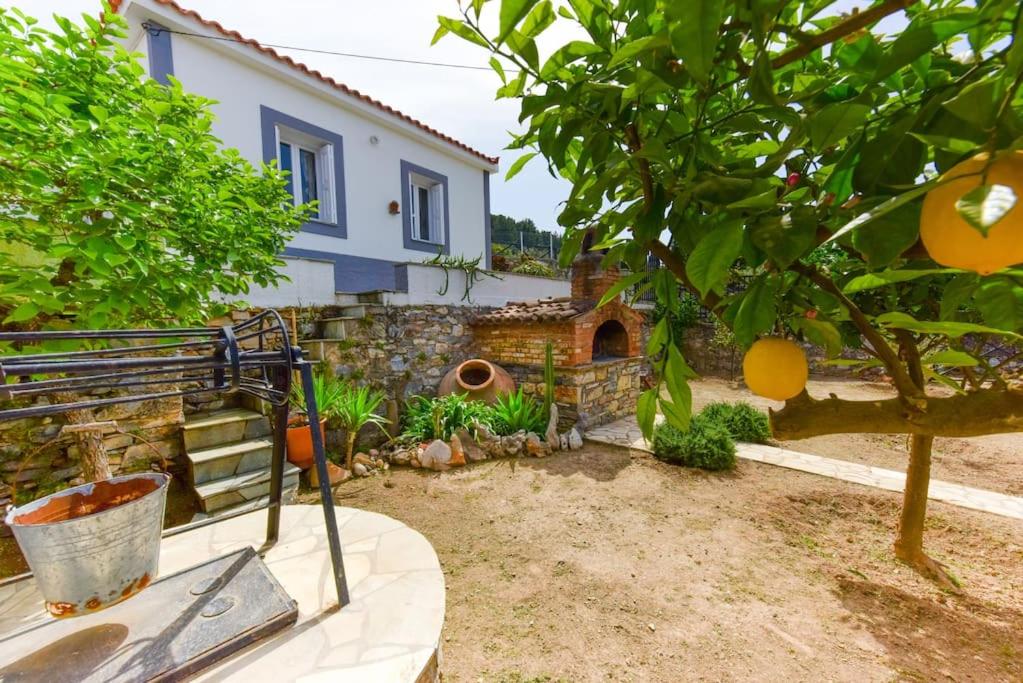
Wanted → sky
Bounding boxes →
[17,0,897,232]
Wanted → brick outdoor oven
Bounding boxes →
[472,244,648,430]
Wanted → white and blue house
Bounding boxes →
[114,0,506,307]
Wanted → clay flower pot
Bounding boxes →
[286,417,327,470]
[438,359,515,404]
[5,472,170,618]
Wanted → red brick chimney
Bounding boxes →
[571,252,621,302]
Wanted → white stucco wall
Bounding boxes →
[236,256,337,308]
[122,1,495,301]
[391,263,569,308]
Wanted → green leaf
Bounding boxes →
[637,388,659,440]
[921,350,979,367]
[909,133,978,155]
[792,317,843,358]
[88,104,108,123]
[499,0,541,44]
[940,273,979,320]
[666,0,724,85]
[646,316,669,356]
[809,103,870,150]
[843,269,960,294]
[597,270,648,308]
[827,181,935,244]
[505,152,537,180]
[747,53,778,106]
[539,40,604,78]
[436,16,490,48]
[685,220,743,297]
[608,34,670,68]
[4,302,39,323]
[875,311,1023,339]
[955,184,1017,237]
[973,278,1023,331]
[659,397,690,433]
[850,201,921,267]
[749,208,817,269]
[519,0,554,39]
[875,12,976,80]
[733,276,779,348]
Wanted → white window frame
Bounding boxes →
[275,125,337,225]
[408,172,445,245]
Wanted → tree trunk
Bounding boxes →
[894,434,932,563]
[345,432,356,472]
[62,405,111,483]
[892,434,958,589]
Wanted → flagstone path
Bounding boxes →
[585,415,1023,522]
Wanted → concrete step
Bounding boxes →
[188,485,299,523]
[317,316,361,340]
[183,408,271,451]
[336,305,368,319]
[193,463,302,513]
[334,293,361,306]
[187,437,275,486]
[356,290,391,304]
[299,338,350,362]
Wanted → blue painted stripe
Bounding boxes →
[284,247,401,292]
[260,106,348,239]
[483,170,492,269]
[145,21,174,85]
[400,160,450,256]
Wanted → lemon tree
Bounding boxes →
[439,0,1023,585]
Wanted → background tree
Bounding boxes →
[0,6,308,480]
[437,0,1023,586]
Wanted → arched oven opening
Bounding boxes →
[592,320,629,361]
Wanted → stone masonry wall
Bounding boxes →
[503,357,647,431]
[0,393,184,510]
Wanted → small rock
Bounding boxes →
[524,432,549,458]
[390,449,412,466]
[455,428,487,462]
[568,427,583,450]
[383,478,395,488]
[353,463,368,477]
[353,452,375,468]
[647,623,656,632]
[422,439,452,471]
[311,463,351,486]
[409,456,422,468]
[369,449,380,458]
[449,434,466,466]
[545,403,560,450]
[559,434,569,450]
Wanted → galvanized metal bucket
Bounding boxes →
[5,472,170,618]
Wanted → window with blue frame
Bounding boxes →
[276,132,333,223]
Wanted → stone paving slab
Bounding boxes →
[585,416,1023,522]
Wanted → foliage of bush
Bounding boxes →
[490,388,546,436]
[510,255,556,278]
[652,415,736,471]
[401,393,494,443]
[699,402,771,444]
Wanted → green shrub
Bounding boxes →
[490,388,546,436]
[699,401,771,444]
[652,415,736,471]
[401,393,494,442]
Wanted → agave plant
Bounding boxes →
[490,388,546,436]
[288,369,344,424]
[331,384,389,471]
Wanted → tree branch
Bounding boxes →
[771,0,919,69]
[648,238,721,310]
[792,263,921,399]
[771,388,1023,440]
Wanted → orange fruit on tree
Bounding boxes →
[920,151,1023,275]
[742,337,808,402]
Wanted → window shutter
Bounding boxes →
[430,184,443,243]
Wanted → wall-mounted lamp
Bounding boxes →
[369,135,380,146]
[388,200,400,215]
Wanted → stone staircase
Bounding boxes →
[302,291,388,362]
[183,406,300,520]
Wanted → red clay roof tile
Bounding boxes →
[474,297,595,325]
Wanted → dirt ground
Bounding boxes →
[690,376,1023,498]
[325,439,1023,683]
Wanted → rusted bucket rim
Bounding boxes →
[4,472,171,529]
[455,359,495,391]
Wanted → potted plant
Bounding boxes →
[333,384,390,471]
[5,471,170,617]
[286,372,342,470]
